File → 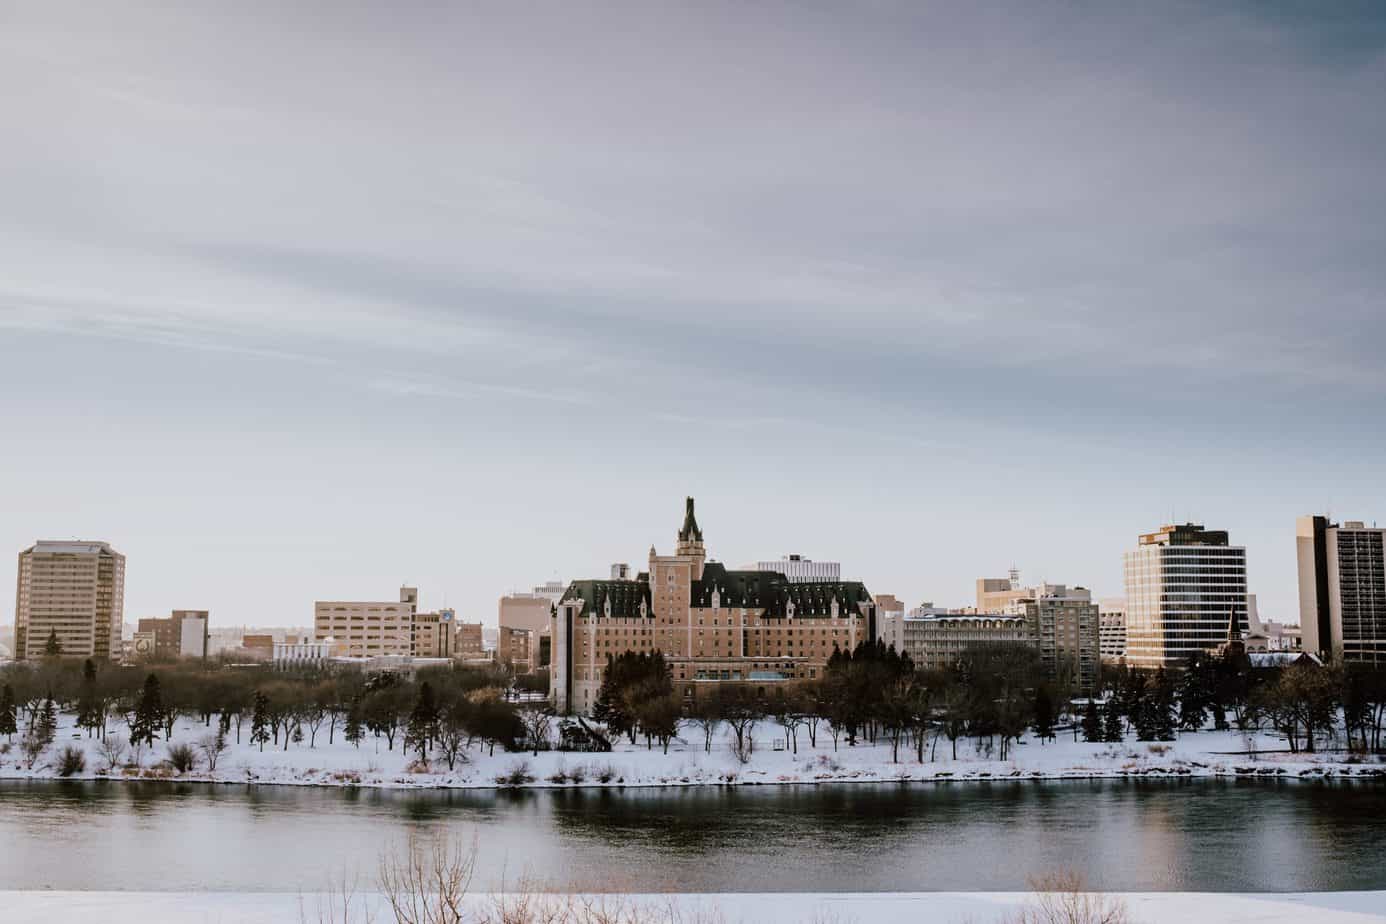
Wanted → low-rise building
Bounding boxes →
[901,613,1034,672]
[273,638,334,667]
[136,609,209,659]
[314,587,417,658]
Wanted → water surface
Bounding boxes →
[1,779,1384,892]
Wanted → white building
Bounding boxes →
[749,555,841,583]
[1098,597,1127,663]
[273,638,334,667]
[1297,516,1386,664]
[1123,523,1248,669]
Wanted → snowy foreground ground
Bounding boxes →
[2,891,1384,924]
[2,711,1384,788]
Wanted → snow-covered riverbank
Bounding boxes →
[4,890,1385,924]
[3,712,1383,790]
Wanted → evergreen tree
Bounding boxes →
[35,694,58,749]
[344,697,364,748]
[250,690,271,752]
[405,681,439,759]
[1082,699,1103,743]
[131,674,164,747]
[1151,668,1177,741]
[1032,687,1056,743]
[0,684,16,741]
[44,629,62,657]
[77,658,101,737]
[1102,696,1124,742]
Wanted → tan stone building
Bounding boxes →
[552,498,877,714]
[314,586,417,658]
[1004,586,1100,694]
[15,540,125,661]
[412,609,454,659]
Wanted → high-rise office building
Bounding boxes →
[14,540,125,661]
[1123,523,1248,669]
[1297,516,1386,664]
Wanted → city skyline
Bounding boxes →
[4,2,1385,629]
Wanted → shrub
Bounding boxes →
[568,765,587,784]
[405,758,432,774]
[594,764,617,784]
[494,760,535,787]
[1147,744,1171,756]
[56,745,87,777]
[165,742,199,774]
[546,769,569,784]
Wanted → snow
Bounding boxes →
[2,891,1385,924]
[3,711,1383,789]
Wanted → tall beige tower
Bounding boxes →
[15,540,126,661]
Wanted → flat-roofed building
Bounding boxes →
[314,586,417,658]
[749,555,841,583]
[1005,585,1100,694]
[15,540,125,661]
[455,621,485,659]
[136,609,209,659]
[1298,516,1386,664]
[1124,523,1248,669]
[1099,597,1127,662]
[412,609,454,659]
[901,613,1034,672]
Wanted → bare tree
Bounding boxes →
[197,730,229,772]
[97,734,128,773]
[435,709,469,772]
[1011,871,1132,924]
[519,708,552,757]
[378,833,477,924]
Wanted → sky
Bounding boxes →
[2,1,1384,632]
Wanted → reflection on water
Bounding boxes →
[1,778,1384,893]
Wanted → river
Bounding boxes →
[2,778,1384,893]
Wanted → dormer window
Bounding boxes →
[711,588,721,611]
[786,600,796,619]
[603,598,612,618]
